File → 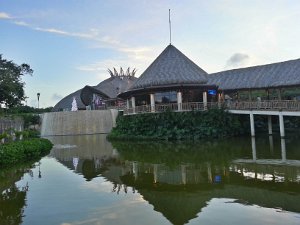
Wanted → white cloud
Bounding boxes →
[0,12,12,19]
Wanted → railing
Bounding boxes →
[122,100,300,115]
[226,100,300,111]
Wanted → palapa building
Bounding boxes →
[54,44,300,112]
[53,68,137,111]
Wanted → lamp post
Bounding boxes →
[37,93,40,109]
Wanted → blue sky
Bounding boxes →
[1,0,300,108]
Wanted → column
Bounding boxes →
[269,135,274,154]
[268,115,273,135]
[251,137,257,161]
[131,96,136,114]
[279,112,285,138]
[217,93,222,109]
[281,138,286,162]
[150,93,155,112]
[250,112,255,137]
[126,99,129,109]
[177,91,182,111]
[203,91,207,110]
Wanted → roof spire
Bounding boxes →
[169,9,172,45]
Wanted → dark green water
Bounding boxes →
[1,134,300,225]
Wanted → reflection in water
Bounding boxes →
[0,164,35,225]
[1,134,300,225]
[47,135,300,225]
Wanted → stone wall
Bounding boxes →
[40,110,118,136]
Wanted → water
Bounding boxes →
[1,134,300,225]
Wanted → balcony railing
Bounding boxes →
[122,100,300,115]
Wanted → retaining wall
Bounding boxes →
[40,110,119,136]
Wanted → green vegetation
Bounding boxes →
[0,138,53,168]
[108,109,244,140]
[0,55,33,108]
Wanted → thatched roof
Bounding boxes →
[53,73,137,111]
[130,44,209,90]
[209,58,300,91]
[52,89,85,111]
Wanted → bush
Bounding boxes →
[0,138,53,167]
[108,109,244,140]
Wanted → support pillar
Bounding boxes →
[269,135,274,154]
[281,138,286,162]
[131,96,136,114]
[126,99,130,109]
[150,93,155,112]
[268,115,273,135]
[279,112,285,138]
[251,137,257,161]
[203,91,207,110]
[218,93,222,109]
[177,91,182,111]
[250,112,255,137]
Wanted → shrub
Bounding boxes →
[108,109,244,140]
[0,138,53,167]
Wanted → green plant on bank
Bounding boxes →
[0,138,53,167]
[0,129,40,144]
[108,109,244,140]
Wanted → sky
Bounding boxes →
[1,0,300,108]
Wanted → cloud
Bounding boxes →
[13,20,30,26]
[52,93,63,101]
[226,53,250,68]
[0,12,12,19]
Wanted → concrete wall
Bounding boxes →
[40,109,119,136]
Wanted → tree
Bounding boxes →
[0,55,33,108]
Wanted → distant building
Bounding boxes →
[54,44,300,112]
[53,67,137,111]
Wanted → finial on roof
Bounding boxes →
[107,67,137,77]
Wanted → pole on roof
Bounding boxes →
[169,9,172,45]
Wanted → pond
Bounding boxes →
[1,134,300,225]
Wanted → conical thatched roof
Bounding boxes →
[208,58,300,91]
[130,45,208,90]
